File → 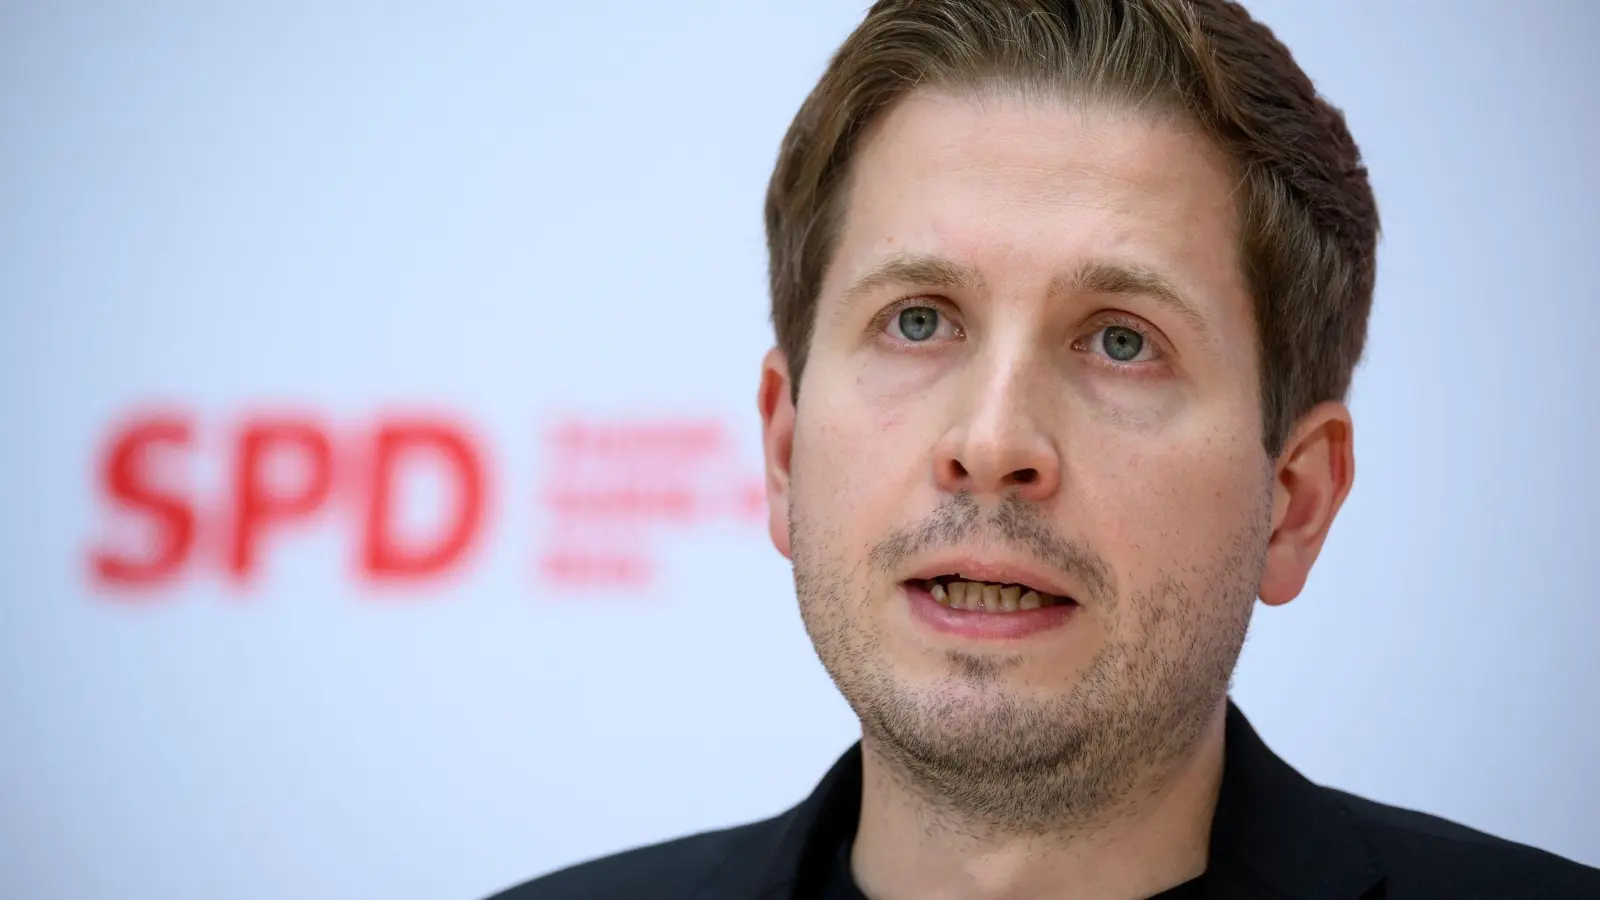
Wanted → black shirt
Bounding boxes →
[493,702,1600,899]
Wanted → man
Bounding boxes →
[497,1,1600,897]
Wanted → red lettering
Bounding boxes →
[539,550,651,587]
[89,413,196,589]
[545,487,700,522]
[361,420,486,581]
[546,418,724,459]
[228,418,334,582]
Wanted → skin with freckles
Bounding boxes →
[758,88,1355,899]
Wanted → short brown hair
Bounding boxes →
[765,0,1378,457]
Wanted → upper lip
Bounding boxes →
[903,553,1082,602]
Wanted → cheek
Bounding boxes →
[794,391,906,521]
[1078,423,1264,571]
[852,351,955,416]
[791,371,935,566]
[1073,368,1189,431]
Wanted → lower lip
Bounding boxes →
[903,582,1079,641]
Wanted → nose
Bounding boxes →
[933,355,1062,503]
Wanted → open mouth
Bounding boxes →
[907,575,1078,612]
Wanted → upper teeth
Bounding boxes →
[930,580,1056,611]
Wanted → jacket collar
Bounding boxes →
[734,701,1384,899]
[1204,702,1383,898]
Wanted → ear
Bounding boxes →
[758,347,797,560]
[1258,401,1355,606]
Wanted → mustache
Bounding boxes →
[868,493,1116,606]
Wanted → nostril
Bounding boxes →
[1011,468,1038,485]
[950,460,969,478]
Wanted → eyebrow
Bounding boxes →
[840,252,987,311]
[1054,260,1211,338]
[840,252,1211,339]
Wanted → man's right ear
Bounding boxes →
[758,347,796,560]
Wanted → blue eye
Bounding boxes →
[897,306,940,342]
[1101,326,1144,361]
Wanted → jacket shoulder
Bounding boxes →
[1328,788,1600,898]
[484,815,782,900]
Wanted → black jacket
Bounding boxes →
[493,704,1600,898]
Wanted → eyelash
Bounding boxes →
[1075,313,1164,365]
[874,297,965,345]
[875,299,1164,366]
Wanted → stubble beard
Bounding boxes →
[792,490,1269,837]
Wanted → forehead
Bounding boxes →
[821,87,1250,333]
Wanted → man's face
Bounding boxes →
[764,88,1278,830]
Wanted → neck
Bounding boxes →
[850,701,1228,900]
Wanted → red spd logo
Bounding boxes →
[87,407,764,596]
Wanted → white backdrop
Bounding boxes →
[2,2,1597,898]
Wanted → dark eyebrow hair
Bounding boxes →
[838,252,1212,340]
[839,252,987,310]
[1055,260,1211,337]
